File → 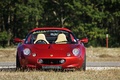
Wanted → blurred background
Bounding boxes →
[0,0,120,48]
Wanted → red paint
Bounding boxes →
[14,27,88,70]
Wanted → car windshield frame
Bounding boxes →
[24,30,78,44]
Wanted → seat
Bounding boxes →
[55,33,67,44]
[34,34,49,44]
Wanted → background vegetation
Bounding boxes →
[0,0,120,47]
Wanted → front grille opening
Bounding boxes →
[39,59,65,65]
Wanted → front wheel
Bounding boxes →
[82,54,86,71]
[79,54,86,71]
[16,54,21,69]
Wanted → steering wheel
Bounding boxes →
[35,40,47,44]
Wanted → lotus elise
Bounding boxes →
[14,27,88,71]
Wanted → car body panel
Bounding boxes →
[14,27,88,70]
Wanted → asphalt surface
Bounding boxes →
[0,62,120,69]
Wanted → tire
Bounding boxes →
[16,54,21,69]
[79,54,86,71]
[82,54,86,71]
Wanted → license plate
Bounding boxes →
[42,66,62,69]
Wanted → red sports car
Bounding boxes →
[14,27,88,71]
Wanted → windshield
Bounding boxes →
[25,30,78,44]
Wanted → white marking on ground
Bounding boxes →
[86,67,120,70]
[0,66,120,70]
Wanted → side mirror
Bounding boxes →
[14,38,23,43]
[80,38,88,43]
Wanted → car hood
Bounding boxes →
[24,44,80,57]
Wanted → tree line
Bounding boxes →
[0,0,120,47]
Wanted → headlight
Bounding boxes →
[72,48,80,56]
[23,48,31,55]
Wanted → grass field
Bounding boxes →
[0,47,120,62]
[0,69,120,80]
[0,47,120,80]
[86,47,120,61]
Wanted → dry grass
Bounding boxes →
[0,48,16,62]
[0,48,120,80]
[0,69,120,80]
[0,47,120,62]
[86,47,120,61]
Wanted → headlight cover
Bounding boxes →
[72,48,80,56]
[23,48,31,55]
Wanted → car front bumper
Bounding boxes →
[20,56,84,70]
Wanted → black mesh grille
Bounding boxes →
[41,59,64,65]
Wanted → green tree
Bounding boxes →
[0,0,15,46]
[0,0,120,47]
[0,31,8,47]
[14,0,43,38]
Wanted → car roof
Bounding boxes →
[30,27,72,33]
